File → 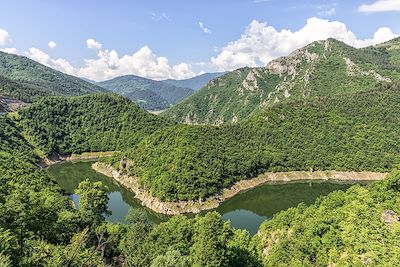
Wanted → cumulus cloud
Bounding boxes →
[210,17,398,71]
[199,22,212,34]
[0,28,11,46]
[78,45,195,81]
[86,38,102,50]
[359,0,400,13]
[0,47,18,54]
[25,47,75,75]
[48,41,57,48]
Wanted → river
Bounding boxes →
[47,160,364,234]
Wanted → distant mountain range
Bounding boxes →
[97,73,224,111]
[0,51,106,102]
[162,72,227,90]
[163,38,400,124]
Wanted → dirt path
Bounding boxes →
[92,162,388,215]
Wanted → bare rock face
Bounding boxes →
[0,95,27,112]
[381,210,399,227]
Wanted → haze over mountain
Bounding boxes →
[0,51,107,102]
[162,72,227,90]
[164,38,400,125]
[97,75,194,110]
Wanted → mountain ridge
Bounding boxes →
[163,37,400,125]
[0,51,107,102]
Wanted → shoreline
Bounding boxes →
[39,151,116,168]
[92,162,388,215]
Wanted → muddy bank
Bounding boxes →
[92,162,388,215]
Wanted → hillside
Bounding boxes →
[106,85,400,201]
[163,38,400,125]
[258,171,400,266]
[17,93,171,156]
[0,51,107,102]
[163,72,227,90]
[97,75,194,110]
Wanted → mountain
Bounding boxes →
[162,72,227,90]
[163,38,400,125]
[0,51,107,102]
[97,75,194,111]
[110,85,399,201]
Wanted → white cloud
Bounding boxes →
[210,17,398,71]
[78,45,195,81]
[0,28,11,46]
[25,47,75,75]
[48,41,57,48]
[0,47,18,54]
[359,0,400,13]
[151,12,170,21]
[199,22,212,34]
[317,7,336,16]
[86,38,102,50]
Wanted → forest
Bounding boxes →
[1,111,399,266]
[103,85,400,201]
[17,93,171,156]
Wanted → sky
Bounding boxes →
[0,0,399,81]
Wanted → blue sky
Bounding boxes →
[0,0,399,81]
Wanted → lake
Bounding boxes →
[47,160,362,234]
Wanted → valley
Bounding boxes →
[0,33,399,266]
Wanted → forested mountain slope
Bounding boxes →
[164,38,400,125]
[106,85,400,201]
[97,75,194,110]
[0,51,107,102]
[17,93,171,155]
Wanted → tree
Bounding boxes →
[75,180,110,225]
[151,250,191,267]
[190,212,231,267]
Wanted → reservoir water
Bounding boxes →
[47,160,362,234]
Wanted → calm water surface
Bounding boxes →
[47,161,363,234]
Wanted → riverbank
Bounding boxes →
[92,162,388,215]
[40,151,116,168]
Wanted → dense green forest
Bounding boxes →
[258,170,400,266]
[17,93,171,155]
[0,51,106,102]
[105,85,399,201]
[1,37,399,265]
[164,38,400,124]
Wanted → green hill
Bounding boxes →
[162,72,227,90]
[163,38,400,124]
[107,85,399,201]
[17,93,171,155]
[0,51,107,102]
[97,75,194,110]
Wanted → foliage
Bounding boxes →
[120,211,260,267]
[113,85,399,201]
[75,180,110,225]
[18,93,171,155]
[164,38,400,124]
[0,51,106,102]
[258,170,400,266]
